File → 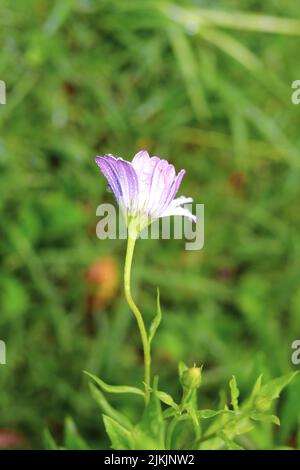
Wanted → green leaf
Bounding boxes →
[198,436,225,450]
[43,428,57,450]
[132,427,164,450]
[198,409,234,419]
[242,374,263,410]
[64,417,89,450]
[138,377,165,449]
[167,25,209,120]
[251,412,280,426]
[89,383,132,429]
[249,374,263,403]
[156,390,179,411]
[188,407,201,441]
[229,376,240,411]
[251,374,263,398]
[84,370,144,397]
[103,415,134,450]
[223,417,254,439]
[149,288,162,344]
[204,405,232,437]
[220,432,244,450]
[198,27,262,74]
[163,408,177,419]
[178,361,188,380]
[255,372,298,411]
[44,0,73,36]
[166,5,300,35]
[260,372,298,401]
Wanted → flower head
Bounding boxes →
[95,150,196,233]
[181,365,203,390]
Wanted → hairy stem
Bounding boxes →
[124,234,151,403]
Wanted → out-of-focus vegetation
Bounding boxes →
[1,0,300,449]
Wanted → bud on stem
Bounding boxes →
[181,365,203,390]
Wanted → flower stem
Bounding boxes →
[124,234,151,403]
[166,388,194,449]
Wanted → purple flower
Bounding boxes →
[95,150,196,230]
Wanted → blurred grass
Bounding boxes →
[0,0,300,448]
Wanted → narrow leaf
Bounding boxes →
[251,374,263,399]
[198,409,234,419]
[89,383,132,429]
[103,415,134,450]
[167,25,209,119]
[83,370,144,397]
[149,288,162,344]
[64,417,89,450]
[43,429,57,450]
[259,372,298,401]
[166,5,300,36]
[251,412,280,426]
[178,361,188,380]
[198,27,262,73]
[229,376,240,411]
[156,390,179,410]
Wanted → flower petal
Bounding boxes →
[95,155,139,213]
[131,151,161,212]
[116,158,139,212]
[95,155,123,202]
[147,158,171,214]
[131,150,150,172]
[160,205,197,223]
[168,196,193,208]
[154,169,186,217]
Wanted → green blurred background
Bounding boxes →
[1,0,300,449]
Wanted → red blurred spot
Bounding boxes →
[228,171,246,197]
[86,257,119,312]
[0,429,25,449]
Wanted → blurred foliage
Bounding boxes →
[0,0,300,449]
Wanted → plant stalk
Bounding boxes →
[124,233,151,403]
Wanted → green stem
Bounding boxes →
[166,388,194,449]
[166,416,179,450]
[124,234,151,403]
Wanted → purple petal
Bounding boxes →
[95,155,139,213]
[155,169,186,217]
[132,151,180,218]
[131,152,161,212]
[95,155,123,202]
[146,158,167,211]
[131,150,150,172]
[147,159,175,215]
[116,159,139,212]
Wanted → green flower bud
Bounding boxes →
[181,365,202,390]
